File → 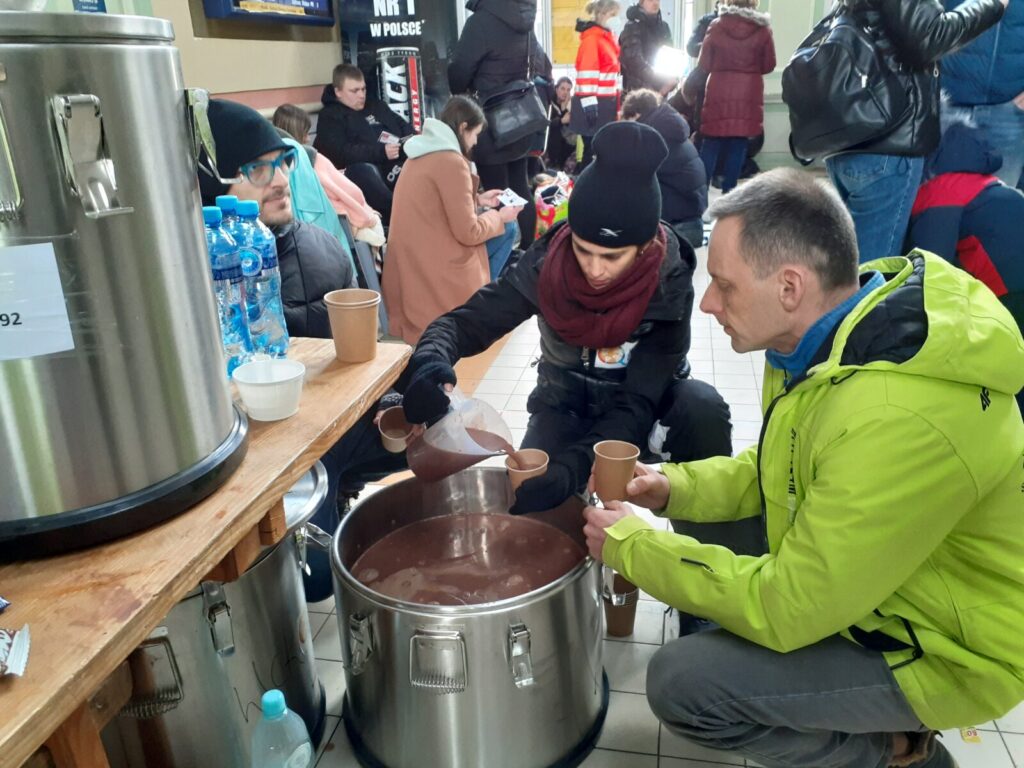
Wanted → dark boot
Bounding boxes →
[890,731,959,768]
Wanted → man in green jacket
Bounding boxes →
[583,169,1024,768]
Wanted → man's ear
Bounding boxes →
[778,265,807,313]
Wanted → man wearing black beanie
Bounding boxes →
[401,121,732,518]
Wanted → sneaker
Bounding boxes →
[678,612,718,637]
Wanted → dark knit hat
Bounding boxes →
[568,121,668,247]
[198,99,290,205]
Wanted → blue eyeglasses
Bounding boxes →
[239,147,299,187]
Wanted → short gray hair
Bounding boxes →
[708,168,859,291]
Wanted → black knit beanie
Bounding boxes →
[568,121,669,247]
[198,99,290,205]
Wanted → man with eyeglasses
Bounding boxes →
[199,99,410,601]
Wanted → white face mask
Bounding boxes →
[605,14,625,36]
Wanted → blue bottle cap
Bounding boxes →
[216,195,239,213]
[202,206,223,226]
[238,200,260,218]
[261,689,286,719]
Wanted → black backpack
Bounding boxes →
[782,5,912,163]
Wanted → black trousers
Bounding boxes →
[478,158,536,248]
[345,162,395,226]
[522,377,764,557]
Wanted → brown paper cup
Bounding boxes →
[603,573,639,637]
[593,440,640,503]
[378,406,413,453]
[505,448,549,492]
[325,288,380,363]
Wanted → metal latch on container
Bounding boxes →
[50,94,134,219]
[346,614,374,676]
[187,88,242,186]
[119,627,184,720]
[409,629,467,694]
[0,100,21,224]
[508,623,535,688]
[201,581,235,656]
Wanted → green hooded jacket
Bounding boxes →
[604,251,1024,729]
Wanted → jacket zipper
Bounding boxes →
[679,557,715,573]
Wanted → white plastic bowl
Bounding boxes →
[232,359,306,422]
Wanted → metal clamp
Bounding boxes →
[409,629,467,694]
[298,522,333,577]
[201,581,235,656]
[120,627,185,720]
[346,614,374,676]
[0,100,22,224]
[603,566,638,607]
[187,88,242,185]
[507,623,535,688]
[50,94,134,219]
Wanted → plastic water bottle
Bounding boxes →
[251,689,313,768]
[218,195,263,313]
[203,206,252,376]
[238,200,290,357]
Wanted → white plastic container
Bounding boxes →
[232,359,305,421]
[251,689,313,768]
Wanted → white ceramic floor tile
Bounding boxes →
[316,658,347,717]
[494,354,533,367]
[505,394,530,411]
[307,595,336,615]
[610,599,668,645]
[941,728,1014,768]
[483,366,525,381]
[473,378,518,395]
[514,380,536,395]
[689,362,715,379]
[728,403,764,422]
[519,367,539,382]
[1000,731,1024,766]
[690,335,713,349]
[715,373,759,390]
[313,612,343,661]
[314,718,361,768]
[473,392,510,411]
[313,716,343,765]
[595,691,661,754]
[511,427,527,445]
[660,727,745,765]
[603,639,660,694]
[714,360,756,375]
[732,421,763,441]
[500,410,531,429]
[579,748,657,767]
[997,702,1024,734]
[688,347,715,362]
[308,610,332,639]
[717,388,761,405]
[502,342,538,355]
[733,439,758,455]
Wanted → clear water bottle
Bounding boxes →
[203,206,252,376]
[251,689,313,768]
[238,200,289,357]
[218,195,263,314]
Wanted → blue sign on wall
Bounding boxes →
[73,0,107,11]
[202,0,335,26]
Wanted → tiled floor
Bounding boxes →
[304,241,1024,767]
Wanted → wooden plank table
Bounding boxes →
[0,338,410,768]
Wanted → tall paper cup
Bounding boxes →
[378,406,413,453]
[505,448,549,492]
[593,440,640,503]
[324,288,380,363]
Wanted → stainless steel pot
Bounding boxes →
[101,461,330,768]
[330,468,609,768]
[0,12,247,558]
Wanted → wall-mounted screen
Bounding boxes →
[202,0,335,26]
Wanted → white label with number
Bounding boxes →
[0,242,74,361]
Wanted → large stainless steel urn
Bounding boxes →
[0,12,247,558]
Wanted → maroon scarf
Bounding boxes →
[538,224,666,349]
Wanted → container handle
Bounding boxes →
[119,627,185,720]
[50,94,134,219]
[346,613,374,676]
[508,623,535,688]
[0,99,22,224]
[186,88,243,185]
[409,629,467,694]
[201,581,236,656]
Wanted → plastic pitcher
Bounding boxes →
[406,393,515,482]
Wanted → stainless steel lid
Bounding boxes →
[284,460,329,534]
[0,11,174,43]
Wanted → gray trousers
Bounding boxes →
[647,630,931,768]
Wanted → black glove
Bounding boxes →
[583,103,599,128]
[510,461,577,515]
[402,360,457,425]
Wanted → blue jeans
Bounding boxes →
[700,137,748,193]
[485,221,519,280]
[825,153,925,263]
[959,99,1024,188]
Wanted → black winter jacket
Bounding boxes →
[312,85,413,177]
[410,222,696,479]
[619,4,674,92]
[275,219,356,339]
[686,10,717,57]
[448,0,553,165]
[841,0,1004,157]
[640,104,707,223]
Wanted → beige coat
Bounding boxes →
[382,119,504,344]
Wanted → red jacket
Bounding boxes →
[697,6,775,138]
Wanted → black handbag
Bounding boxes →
[782,4,912,163]
[480,36,550,148]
